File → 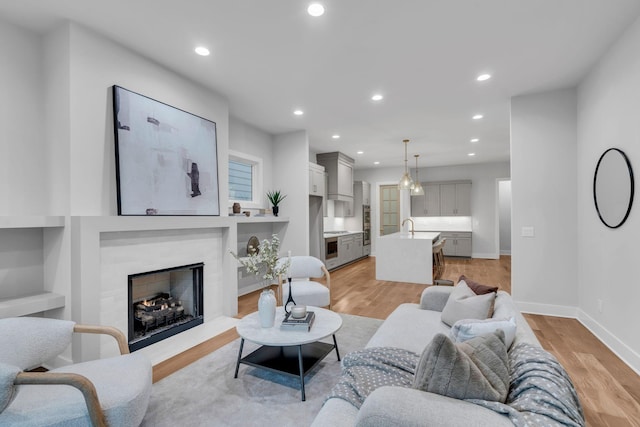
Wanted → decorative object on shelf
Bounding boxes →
[258,288,277,327]
[243,211,250,217]
[266,190,287,217]
[398,139,414,190]
[593,147,635,229]
[230,234,290,328]
[411,154,424,196]
[283,251,297,314]
[233,202,241,214]
[247,236,260,256]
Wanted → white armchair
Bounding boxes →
[277,256,331,309]
[0,317,152,427]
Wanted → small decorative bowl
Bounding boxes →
[291,305,307,319]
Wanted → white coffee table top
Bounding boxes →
[236,306,342,346]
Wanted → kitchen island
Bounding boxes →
[375,231,441,285]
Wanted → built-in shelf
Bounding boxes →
[0,292,65,317]
[0,216,65,229]
[234,216,289,224]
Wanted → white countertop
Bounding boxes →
[376,231,440,285]
[415,228,472,233]
[379,231,441,240]
[323,231,363,239]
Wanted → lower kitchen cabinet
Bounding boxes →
[326,233,366,270]
[440,232,472,257]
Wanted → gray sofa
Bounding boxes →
[311,286,544,427]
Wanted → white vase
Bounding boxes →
[258,288,276,328]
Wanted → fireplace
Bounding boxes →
[128,263,204,352]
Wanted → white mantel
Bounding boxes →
[68,216,239,365]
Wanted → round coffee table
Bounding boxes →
[234,306,342,401]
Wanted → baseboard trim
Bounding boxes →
[471,252,499,260]
[515,301,578,318]
[516,301,640,375]
[577,309,640,376]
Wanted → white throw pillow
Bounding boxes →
[450,317,517,349]
[440,282,495,327]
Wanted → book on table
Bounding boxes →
[280,311,315,331]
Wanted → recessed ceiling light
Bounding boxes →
[332,134,340,139]
[307,3,325,16]
[468,153,476,156]
[194,46,210,56]
[470,138,479,143]
[374,161,380,165]
[357,151,364,155]
[371,94,384,101]
[293,109,304,116]
[476,74,491,81]
[472,114,483,120]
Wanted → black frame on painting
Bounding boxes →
[112,85,220,216]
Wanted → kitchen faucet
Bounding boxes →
[401,218,415,235]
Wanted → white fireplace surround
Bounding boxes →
[69,216,239,366]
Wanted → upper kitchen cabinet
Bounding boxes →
[440,182,471,216]
[410,184,440,216]
[411,181,471,217]
[361,181,371,206]
[316,152,354,202]
[335,180,370,217]
[309,162,326,197]
[334,198,355,217]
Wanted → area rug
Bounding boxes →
[141,313,382,427]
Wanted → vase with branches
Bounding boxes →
[230,234,290,327]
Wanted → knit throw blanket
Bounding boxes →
[469,343,585,427]
[326,344,585,427]
[326,347,418,409]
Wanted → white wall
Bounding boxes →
[273,130,310,257]
[511,88,578,315]
[228,115,274,212]
[577,14,640,371]
[354,161,509,258]
[65,23,230,216]
[0,18,46,215]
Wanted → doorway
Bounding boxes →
[379,185,400,236]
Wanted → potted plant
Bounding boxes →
[266,190,287,217]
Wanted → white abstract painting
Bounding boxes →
[113,86,220,215]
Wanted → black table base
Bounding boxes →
[234,335,341,401]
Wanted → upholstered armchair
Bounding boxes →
[0,317,152,427]
[277,256,331,309]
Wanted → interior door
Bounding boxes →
[380,185,400,235]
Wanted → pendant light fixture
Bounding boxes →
[411,154,424,195]
[398,139,414,190]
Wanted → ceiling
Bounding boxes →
[1,1,640,170]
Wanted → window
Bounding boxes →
[229,160,252,201]
[229,150,262,208]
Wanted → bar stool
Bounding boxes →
[432,238,454,286]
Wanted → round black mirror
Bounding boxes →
[593,148,634,228]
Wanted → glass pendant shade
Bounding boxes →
[399,172,414,190]
[411,154,424,195]
[398,139,414,190]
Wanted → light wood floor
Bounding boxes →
[153,256,640,426]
